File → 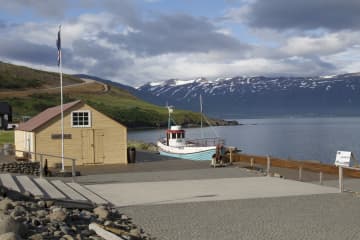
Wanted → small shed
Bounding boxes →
[0,102,12,130]
[15,100,127,167]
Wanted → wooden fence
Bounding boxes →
[231,153,360,178]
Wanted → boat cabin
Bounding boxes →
[166,125,185,147]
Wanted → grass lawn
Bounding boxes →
[0,130,14,145]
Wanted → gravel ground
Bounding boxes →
[120,193,360,240]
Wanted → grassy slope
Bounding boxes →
[0,130,14,145]
[0,62,204,128]
[0,62,82,89]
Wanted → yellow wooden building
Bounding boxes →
[15,100,127,167]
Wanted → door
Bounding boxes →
[94,130,105,163]
[81,129,94,164]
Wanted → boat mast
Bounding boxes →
[167,105,173,130]
[200,94,203,138]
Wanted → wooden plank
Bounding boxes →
[16,176,43,197]
[34,178,65,199]
[0,174,20,192]
[67,182,107,204]
[51,180,87,201]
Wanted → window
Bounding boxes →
[71,111,91,127]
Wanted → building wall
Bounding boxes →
[35,103,127,167]
[14,130,35,159]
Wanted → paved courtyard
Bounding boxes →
[86,176,338,207]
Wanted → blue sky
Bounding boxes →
[1,0,360,86]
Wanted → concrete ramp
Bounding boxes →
[0,174,108,204]
[86,177,339,207]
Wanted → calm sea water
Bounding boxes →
[128,117,360,164]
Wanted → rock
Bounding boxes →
[89,236,102,240]
[49,208,67,222]
[0,232,22,240]
[45,201,54,208]
[120,214,129,221]
[36,210,47,218]
[28,233,43,240]
[53,231,62,238]
[80,230,93,237]
[31,218,40,227]
[104,220,112,226]
[37,201,45,208]
[60,226,71,235]
[0,214,26,237]
[130,228,141,238]
[62,235,74,240]
[0,199,13,212]
[23,191,33,198]
[10,206,26,218]
[75,234,82,240]
[93,206,109,219]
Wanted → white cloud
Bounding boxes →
[280,32,360,57]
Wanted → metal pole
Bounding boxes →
[58,25,65,173]
[267,155,271,176]
[39,154,43,178]
[72,159,76,182]
[298,166,303,181]
[319,171,323,185]
[229,148,232,164]
[339,166,343,192]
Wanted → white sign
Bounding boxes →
[335,151,352,167]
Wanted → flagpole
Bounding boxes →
[57,25,65,172]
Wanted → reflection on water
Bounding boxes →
[128,117,360,164]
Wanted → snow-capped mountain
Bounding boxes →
[136,73,360,118]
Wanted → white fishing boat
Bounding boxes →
[157,98,225,161]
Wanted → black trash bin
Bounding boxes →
[127,147,136,163]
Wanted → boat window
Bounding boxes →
[182,132,185,138]
[177,133,182,138]
[172,133,176,139]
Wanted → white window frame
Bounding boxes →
[71,110,91,128]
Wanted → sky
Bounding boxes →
[1,0,360,87]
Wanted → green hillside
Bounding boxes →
[0,61,82,89]
[0,62,207,128]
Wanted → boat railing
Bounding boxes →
[185,138,225,147]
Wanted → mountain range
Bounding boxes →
[82,73,360,118]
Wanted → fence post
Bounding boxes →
[267,155,271,176]
[39,154,43,179]
[319,171,323,185]
[298,166,303,181]
[250,158,254,168]
[229,148,233,164]
[72,159,76,182]
[339,166,343,192]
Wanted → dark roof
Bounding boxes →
[17,100,82,132]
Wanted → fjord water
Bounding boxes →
[128,117,360,164]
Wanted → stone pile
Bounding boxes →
[0,186,155,240]
[0,162,40,176]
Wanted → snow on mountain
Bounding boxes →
[135,73,360,117]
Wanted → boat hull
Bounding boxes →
[157,142,216,161]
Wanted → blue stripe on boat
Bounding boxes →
[159,149,216,161]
